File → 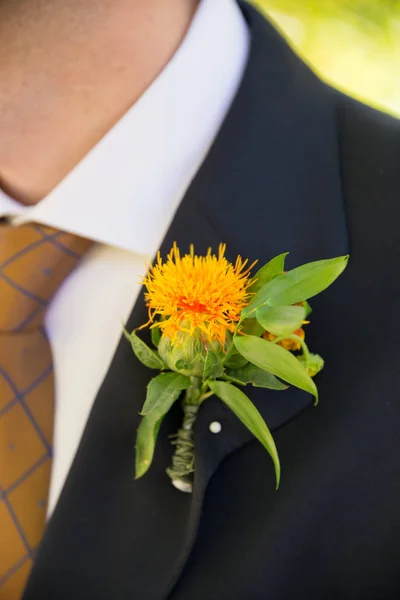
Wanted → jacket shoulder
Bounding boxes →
[332,89,400,261]
[334,90,400,173]
[331,89,400,213]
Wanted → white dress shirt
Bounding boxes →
[0,0,249,516]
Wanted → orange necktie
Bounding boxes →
[0,222,92,599]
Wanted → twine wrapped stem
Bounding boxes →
[166,377,202,493]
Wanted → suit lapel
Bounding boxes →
[24,3,349,599]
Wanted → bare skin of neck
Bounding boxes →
[0,0,199,204]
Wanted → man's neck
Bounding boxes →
[0,0,199,205]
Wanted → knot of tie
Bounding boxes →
[0,222,93,332]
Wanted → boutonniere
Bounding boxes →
[125,244,348,492]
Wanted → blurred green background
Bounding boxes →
[251,0,400,117]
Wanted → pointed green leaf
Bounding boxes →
[248,253,288,294]
[242,255,349,318]
[204,351,224,379]
[135,413,165,479]
[209,380,280,488]
[267,255,349,307]
[234,335,318,404]
[256,305,306,336]
[141,372,191,416]
[225,363,288,390]
[124,328,164,370]
[303,300,312,317]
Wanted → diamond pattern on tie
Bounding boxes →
[0,223,92,599]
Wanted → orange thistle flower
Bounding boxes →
[142,243,255,346]
[263,327,305,351]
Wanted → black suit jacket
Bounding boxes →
[24,3,400,599]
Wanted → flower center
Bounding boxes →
[177,299,209,314]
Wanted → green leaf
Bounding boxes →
[135,413,165,479]
[234,335,318,404]
[151,325,161,348]
[204,351,224,379]
[124,328,164,370]
[224,352,249,369]
[248,253,288,294]
[226,363,288,390]
[209,380,281,488]
[141,372,191,416]
[303,300,313,317]
[256,305,306,336]
[240,317,264,337]
[242,255,349,318]
[266,256,349,308]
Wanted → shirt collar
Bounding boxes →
[0,0,249,256]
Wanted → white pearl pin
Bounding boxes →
[209,421,222,434]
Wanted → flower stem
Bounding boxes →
[289,334,311,362]
[166,384,201,493]
[273,333,311,364]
